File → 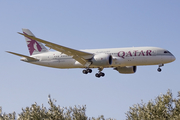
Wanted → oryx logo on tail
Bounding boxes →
[24,32,42,55]
[22,29,48,55]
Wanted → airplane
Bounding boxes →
[7,29,176,78]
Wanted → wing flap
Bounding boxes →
[18,32,93,65]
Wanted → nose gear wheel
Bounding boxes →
[157,64,164,72]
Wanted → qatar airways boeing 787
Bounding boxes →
[7,29,176,78]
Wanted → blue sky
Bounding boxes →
[0,1,180,119]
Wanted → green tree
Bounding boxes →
[0,107,15,120]
[0,95,115,120]
[126,90,180,120]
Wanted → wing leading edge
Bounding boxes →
[18,32,93,66]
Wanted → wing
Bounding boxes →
[18,32,93,66]
[6,51,39,61]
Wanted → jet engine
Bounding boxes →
[91,53,112,66]
[114,66,137,74]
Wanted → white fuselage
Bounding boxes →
[21,47,175,69]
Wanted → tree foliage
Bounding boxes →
[0,95,115,120]
[2,90,180,120]
[0,107,15,120]
[126,90,180,120]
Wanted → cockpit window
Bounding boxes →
[164,51,170,53]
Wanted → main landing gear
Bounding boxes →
[95,72,105,78]
[95,68,105,78]
[82,67,105,78]
[157,64,164,72]
[82,68,92,74]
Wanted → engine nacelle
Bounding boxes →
[114,66,137,74]
[91,53,112,66]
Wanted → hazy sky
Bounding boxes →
[1,1,179,119]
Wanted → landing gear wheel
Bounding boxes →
[99,72,105,77]
[157,68,162,72]
[95,73,100,78]
[157,64,163,72]
[87,69,92,73]
[82,70,88,74]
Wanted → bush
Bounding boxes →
[126,90,180,120]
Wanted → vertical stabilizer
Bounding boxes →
[22,28,48,55]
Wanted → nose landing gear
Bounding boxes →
[157,64,164,72]
[157,68,162,72]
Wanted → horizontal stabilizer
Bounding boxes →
[6,51,39,61]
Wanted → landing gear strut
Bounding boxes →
[157,64,164,72]
[95,68,105,78]
[82,68,92,74]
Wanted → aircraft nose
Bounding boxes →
[171,55,176,62]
